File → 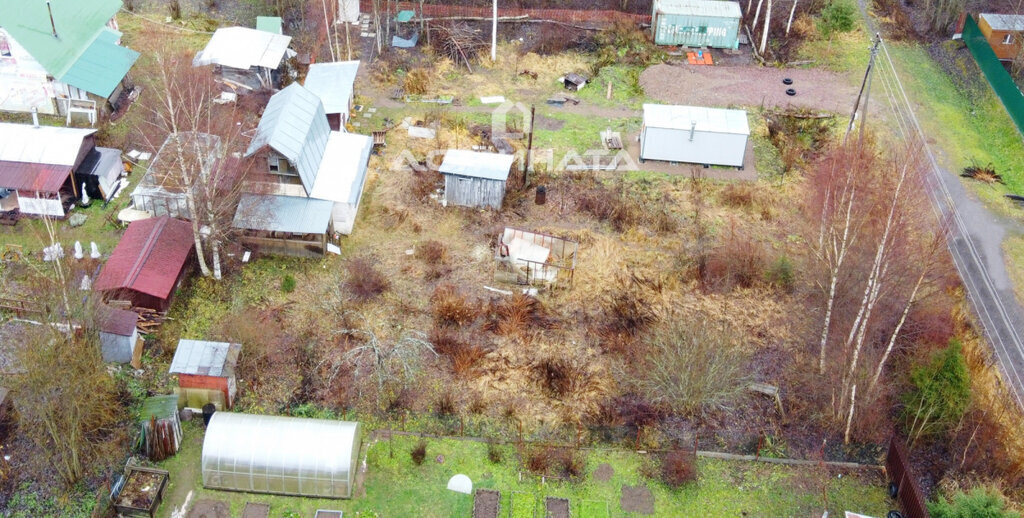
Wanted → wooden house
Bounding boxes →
[0,122,98,217]
[0,0,139,116]
[438,150,515,210]
[93,216,195,311]
[169,339,241,410]
[978,13,1024,61]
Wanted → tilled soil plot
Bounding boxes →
[546,497,571,518]
[473,489,501,518]
[641,63,859,114]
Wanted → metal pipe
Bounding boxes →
[46,0,58,38]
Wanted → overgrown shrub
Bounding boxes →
[484,294,553,336]
[576,181,678,233]
[661,450,698,488]
[429,328,488,375]
[702,226,768,292]
[819,0,857,37]
[635,321,750,416]
[534,357,586,398]
[411,440,428,465]
[929,487,1019,518]
[431,285,478,327]
[550,448,585,479]
[720,183,755,208]
[416,240,449,265]
[434,392,457,417]
[410,169,444,201]
[765,256,795,292]
[591,19,666,76]
[487,441,503,464]
[903,340,971,446]
[404,68,431,95]
[523,446,551,474]
[168,0,182,19]
[345,257,390,301]
[280,274,296,293]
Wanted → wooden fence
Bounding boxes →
[885,436,930,518]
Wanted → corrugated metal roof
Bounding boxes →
[255,16,283,34]
[0,0,122,79]
[193,27,292,70]
[0,123,96,166]
[245,84,329,195]
[98,304,139,336]
[310,132,372,204]
[170,339,239,377]
[59,28,140,99]
[643,104,750,135]
[140,395,179,422]
[980,13,1024,31]
[653,0,742,18]
[93,216,195,300]
[303,61,360,115]
[232,194,333,234]
[439,149,515,181]
[0,161,72,193]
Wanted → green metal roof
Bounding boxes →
[61,28,139,98]
[0,0,122,78]
[140,395,180,422]
[395,10,415,23]
[256,16,282,34]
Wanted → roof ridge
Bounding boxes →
[122,216,170,291]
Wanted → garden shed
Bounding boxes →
[303,61,360,131]
[202,413,362,499]
[651,0,742,49]
[169,339,240,410]
[98,304,141,365]
[640,104,749,168]
[93,216,195,311]
[439,150,516,210]
[0,122,98,217]
[192,27,293,91]
[978,13,1024,60]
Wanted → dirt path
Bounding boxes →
[640,63,859,113]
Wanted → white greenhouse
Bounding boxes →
[201,413,361,498]
[640,104,750,168]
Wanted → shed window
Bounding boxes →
[1003,34,1015,45]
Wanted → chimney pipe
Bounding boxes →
[46,1,58,38]
[31,107,39,128]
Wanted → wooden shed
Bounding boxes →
[438,150,516,210]
[98,304,142,366]
[978,13,1024,61]
[93,216,195,311]
[170,339,241,410]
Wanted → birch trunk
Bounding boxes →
[760,0,772,55]
[867,265,927,396]
[786,0,799,35]
[752,0,765,33]
[844,384,857,444]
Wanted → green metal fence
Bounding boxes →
[962,14,1024,136]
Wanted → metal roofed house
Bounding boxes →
[978,13,1024,61]
[193,27,293,92]
[303,61,360,131]
[232,194,335,257]
[651,0,742,49]
[438,150,516,210]
[131,132,223,219]
[0,0,139,116]
[239,83,374,250]
[98,304,142,365]
[93,216,195,311]
[169,339,241,410]
[0,122,99,217]
[640,104,750,168]
[202,413,361,498]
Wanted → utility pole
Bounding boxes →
[523,104,535,188]
[491,0,498,61]
[844,33,881,146]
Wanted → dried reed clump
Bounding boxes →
[522,446,584,479]
[702,227,768,292]
[598,273,660,354]
[575,180,678,233]
[404,68,431,95]
[429,327,488,376]
[431,284,479,327]
[434,391,458,417]
[345,257,391,301]
[410,440,428,465]
[720,183,756,208]
[416,240,449,265]
[484,294,554,336]
[534,357,588,398]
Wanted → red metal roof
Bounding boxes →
[0,160,73,193]
[94,216,194,300]
[97,304,139,336]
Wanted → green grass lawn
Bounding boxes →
[153,424,890,518]
[575,65,649,110]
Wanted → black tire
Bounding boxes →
[888,481,899,499]
[887,511,904,518]
[785,88,796,96]
[782,77,793,85]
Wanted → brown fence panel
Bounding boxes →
[885,436,930,518]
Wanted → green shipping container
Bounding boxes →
[652,0,742,49]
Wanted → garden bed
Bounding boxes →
[545,496,570,518]
[114,466,169,518]
[473,489,501,518]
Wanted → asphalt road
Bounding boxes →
[855,8,1024,407]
